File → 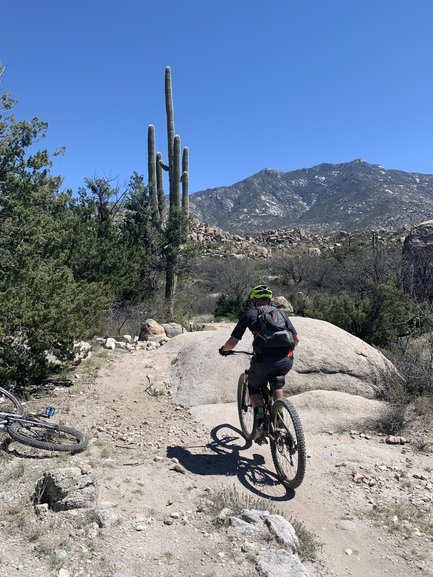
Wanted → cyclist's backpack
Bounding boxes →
[254,306,295,353]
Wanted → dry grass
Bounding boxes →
[206,485,322,562]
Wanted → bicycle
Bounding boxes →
[0,385,88,453]
[230,351,306,490]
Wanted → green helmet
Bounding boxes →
[249,284,273,301]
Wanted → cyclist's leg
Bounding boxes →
[247,357,267,407]
[247,357,269,434]
[268,356,293,402]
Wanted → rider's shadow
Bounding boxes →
[166,423,294,501]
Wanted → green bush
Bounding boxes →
[305,283,416,347]
[214,294,248,321]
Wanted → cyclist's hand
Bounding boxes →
[219,346,231,356]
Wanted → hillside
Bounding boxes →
[189,159,433,233]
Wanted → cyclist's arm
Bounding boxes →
[220,312,250,352]
[220,336,239,353]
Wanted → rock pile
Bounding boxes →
[215,508,312,577]
[99,321,186,352]
[189,219,408,259]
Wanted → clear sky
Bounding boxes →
[1,1,433,195]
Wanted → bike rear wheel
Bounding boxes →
[7,419,88,453]
[270,399,306,489]
[237,372,257,441]
[0,386,24,416]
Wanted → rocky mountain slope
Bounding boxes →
[189,159,433,233]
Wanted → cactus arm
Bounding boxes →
[181,146,189,214]
[147,124,159,223]
[173,135,181,208]
[156,152,165,219]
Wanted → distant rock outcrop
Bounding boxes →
[168,318,398,408]
[403,220,433,301]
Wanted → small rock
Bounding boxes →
[170,464,186,474]
[104,338,116,350]
[135,524,147,531]
[345,548,353,556]
[336,519,357,531]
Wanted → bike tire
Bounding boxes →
[0,386,24,416]
[270,399,306,490]
[237,372,257,441]
[7,419,88,453]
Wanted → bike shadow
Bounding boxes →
[0,438,60,459]
[166,423,295,501]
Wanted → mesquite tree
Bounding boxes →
[147,67,189,320]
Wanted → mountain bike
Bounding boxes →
[0,385,88,453]
[230,351,306,490]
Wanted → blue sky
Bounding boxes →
[1,1,433,195]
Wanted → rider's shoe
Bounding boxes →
[254,420,268,444]
[255,434,268,446]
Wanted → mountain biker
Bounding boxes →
[219,284,299,437]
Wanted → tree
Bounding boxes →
[0,91,110,388]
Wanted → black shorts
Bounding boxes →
[247,352,293,393]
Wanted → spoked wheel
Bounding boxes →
[7,419,88,453]
[0,386,24,416]
[237,372,256,441]
[270,399,306,489]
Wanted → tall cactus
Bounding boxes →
[147,66,190,320]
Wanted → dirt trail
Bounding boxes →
[1,333,432,577]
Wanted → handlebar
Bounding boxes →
[221,350,254,356]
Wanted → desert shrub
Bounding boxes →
[385,335,433,399]
[214,294,248,321]
[305,283,416,347]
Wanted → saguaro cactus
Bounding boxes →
[147,66,190,320]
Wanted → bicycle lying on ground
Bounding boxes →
[229,351,306,490]
[0,386,88,453]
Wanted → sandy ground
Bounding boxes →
[0,331,432,577]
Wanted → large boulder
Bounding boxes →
[33,467,98,511]
[168,317,398,408]
[138,319,167,342]
[162,322,186,338]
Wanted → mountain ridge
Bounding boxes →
[189,159,433,233]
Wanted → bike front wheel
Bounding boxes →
[237,372,256,441]
[0,386,24,416]
[270,399,306,490]
[7,419,88,453]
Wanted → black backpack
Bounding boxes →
[253,306,296,353]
